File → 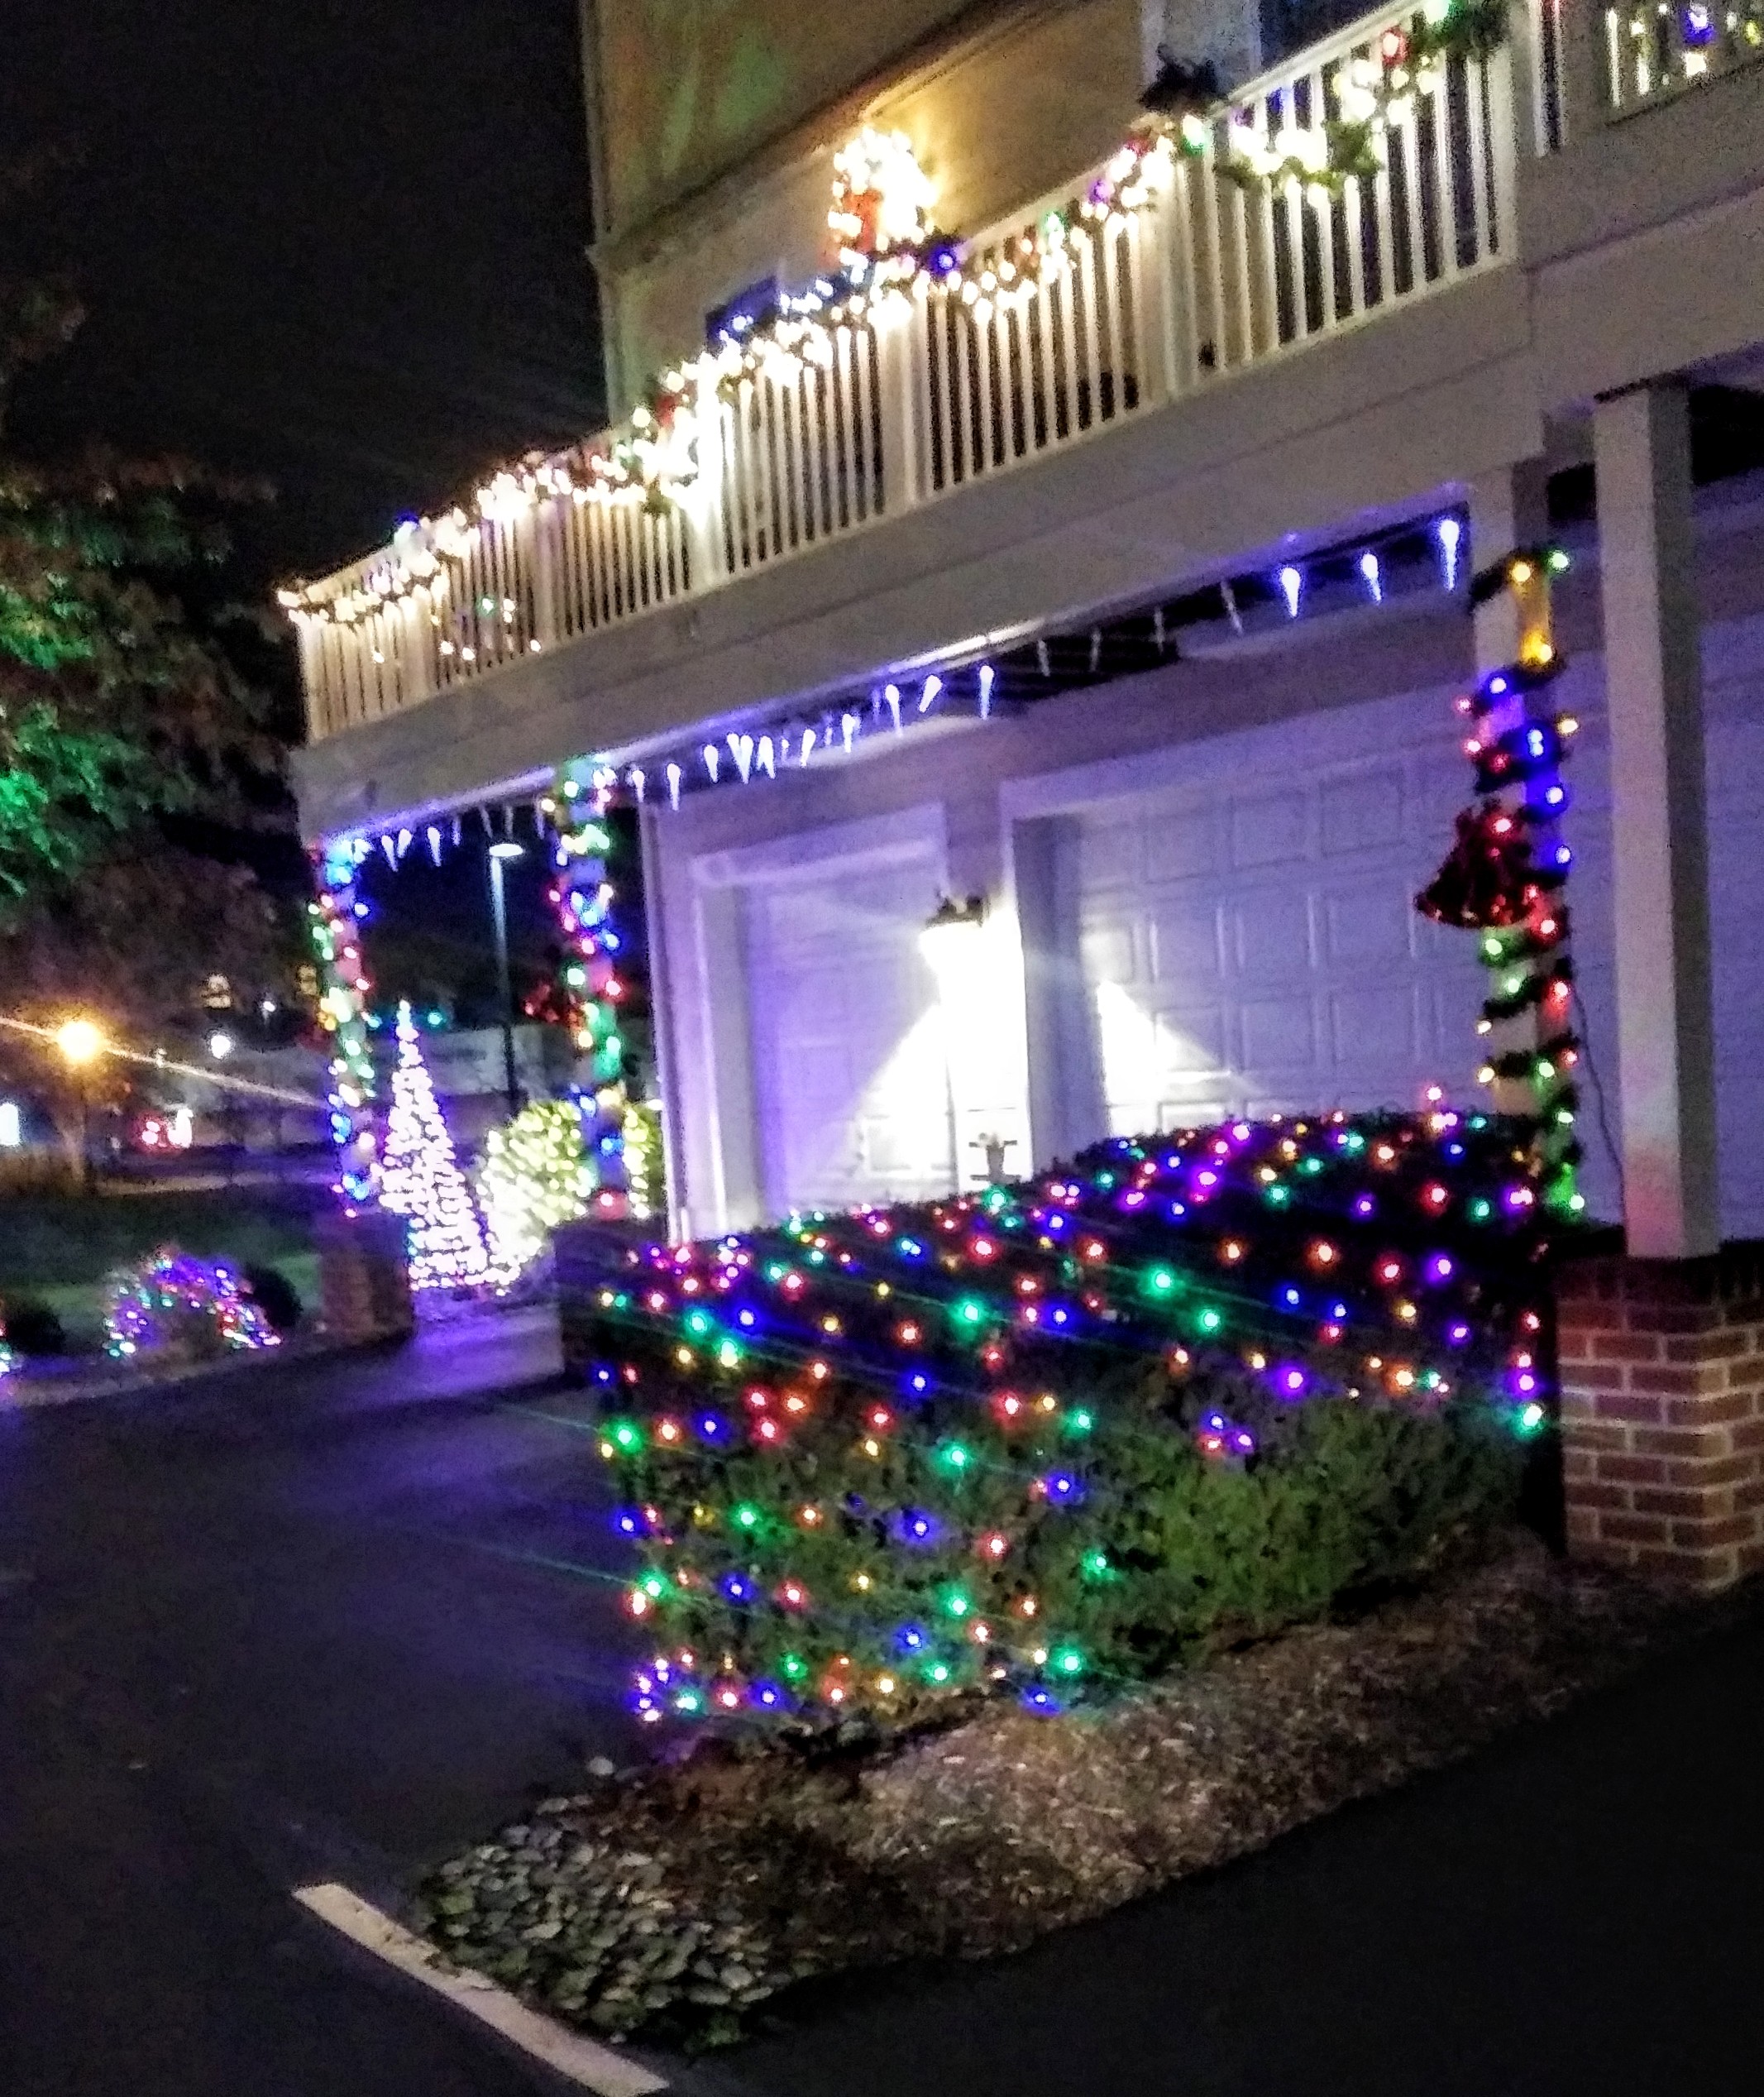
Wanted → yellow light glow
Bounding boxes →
[55,1017,106,1067]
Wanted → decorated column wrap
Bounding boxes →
[543,759,631,1218]
[309,839,380,1208]
[1417,547,1584,1218]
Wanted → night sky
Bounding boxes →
[3,0,608,996]
[2,0,605,591]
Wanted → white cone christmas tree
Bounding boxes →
[380,1002,490,1290]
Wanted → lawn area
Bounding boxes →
[0,1184,326,1349]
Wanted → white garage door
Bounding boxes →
[1073,670,1764,1237]
[1077,692,1523,1133]
[744,858,951,1215]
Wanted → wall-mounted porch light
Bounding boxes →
[919,893,987,974]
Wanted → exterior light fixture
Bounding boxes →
[919,893,987,970]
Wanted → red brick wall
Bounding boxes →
[1558,1246,1764,1587]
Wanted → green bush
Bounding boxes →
[583,1112,1558,1726]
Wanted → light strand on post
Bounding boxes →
[309,840,380,1208]
[543,759,631,1219]
[1417,544,1582,1216]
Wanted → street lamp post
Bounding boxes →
[54,1016,106,1194]
[488,841,525,1117]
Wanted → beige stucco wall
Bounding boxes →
[594,0,1146,403]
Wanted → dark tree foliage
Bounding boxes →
[1,160,296,1142]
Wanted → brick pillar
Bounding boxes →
[317,1207,414,1344]
[1558,1247,1764,1587]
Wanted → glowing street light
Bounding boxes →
[55,1017,106,1066]
[54,1015,106,1191]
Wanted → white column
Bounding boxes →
[1593,381,1719,1257]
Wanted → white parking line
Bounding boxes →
[294,1880,668,2095]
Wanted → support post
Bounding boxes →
[1558,383,1733,1587]
[1592,381,1718,1261]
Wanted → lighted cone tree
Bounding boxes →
[478,1099,595,1278]
[380,1003,491,1290]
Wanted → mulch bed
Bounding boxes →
[417,1536,1753,2052]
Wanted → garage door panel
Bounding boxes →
[1230,789,1312,868]
[1153,1004,1229,1075]
[1231,891,1316,974]
[1081,917,1140,988]
[1328,984,1424,1070]
[1080,818,1143,891]
[1320,766,1408,854]
[1145,812,1221,881]
[1240,993,1317,1070]
[1150,904,1225,984]
[1321,883,1417,967]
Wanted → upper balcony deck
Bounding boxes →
[289,0,1764,840]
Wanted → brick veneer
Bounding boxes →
[1558,1243,1764,1587]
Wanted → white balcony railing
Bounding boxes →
[294,0,1527,749]
[1604,1,1764,115]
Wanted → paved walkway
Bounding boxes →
[2,1315,1760,2096]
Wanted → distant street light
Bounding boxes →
[487,840,525,1116]
[54,1015,106,1192]
[55,1017,106,1067]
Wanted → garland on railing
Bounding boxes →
[280,0,1512,632]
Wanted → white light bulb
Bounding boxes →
[1279,565,1303,618]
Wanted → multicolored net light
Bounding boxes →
[581,1108,1563,1728]
[104,1249,280,1360]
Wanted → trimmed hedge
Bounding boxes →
[577,1111,1565,1724]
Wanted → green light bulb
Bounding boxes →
[732,1503,762,1531]
[1050,1645,1084,1677]
[1145,1266,1178,1297]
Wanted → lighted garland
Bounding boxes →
[581,1108,1561,1727]
[310,840,380,1207]
[542,760,631,1219]
[1418,546,1582,1216]
[104,1248,280,1361]
[1201,0,1511,193]
[284,2,1515,635]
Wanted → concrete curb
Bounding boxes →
[1,1329,377,1410]
[294,1883,669,2095]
